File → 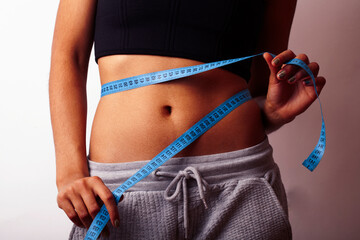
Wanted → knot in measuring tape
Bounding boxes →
[84,52,326,239]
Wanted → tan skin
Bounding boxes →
[49,0,325,236]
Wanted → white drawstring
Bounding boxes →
[154,166,209,239]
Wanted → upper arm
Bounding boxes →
[248,0,297,97]
[51,0,97,70]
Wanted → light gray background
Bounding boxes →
[0,0,359,239]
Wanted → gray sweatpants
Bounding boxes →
[69,137,292,240]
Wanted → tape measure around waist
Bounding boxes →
[84,52,326,239]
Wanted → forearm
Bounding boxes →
[49,55,89,189]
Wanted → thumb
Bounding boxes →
[263,52,281,84]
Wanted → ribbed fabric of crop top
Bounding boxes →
[94,0,266,82]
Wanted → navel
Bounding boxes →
[163,105,172,116]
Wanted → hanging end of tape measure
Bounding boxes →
[302,147,324,172]
[302,160,316,172]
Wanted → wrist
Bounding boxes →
[55,155,89,189]
[56,170,89,190]
[262,100,294,134]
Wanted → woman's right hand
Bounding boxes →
[57,176,123,235]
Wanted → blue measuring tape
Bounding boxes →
[85,52,326,239]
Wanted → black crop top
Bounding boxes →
[94,0,266,81]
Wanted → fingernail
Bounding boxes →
[277,70,286,79]
[288,76,296,83]
[114,219,120,228]
[272,58,280,66]
[304,79,312,86]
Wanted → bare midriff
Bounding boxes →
[89,55,266,163]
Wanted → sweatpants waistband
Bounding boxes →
[88,137,275,192]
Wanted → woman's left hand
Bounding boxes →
[262,50,326,131]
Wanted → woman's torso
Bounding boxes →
[89,54,266,163]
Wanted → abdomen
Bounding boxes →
[89,55,266,163]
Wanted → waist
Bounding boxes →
[89,55,266,163]
[88,137,275,192]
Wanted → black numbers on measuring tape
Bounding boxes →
[204,120,210,126]
[311,155,318,160]
[176,142,182,148]
[195,127,201,133]
[190,131,196,137]
[89,231,96,237]
[100,215,106,221]
[180,138,187,145]
[200,123,206,129]
[131,177,137,182]
[169,72,173,77]
[136,173,142,178]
